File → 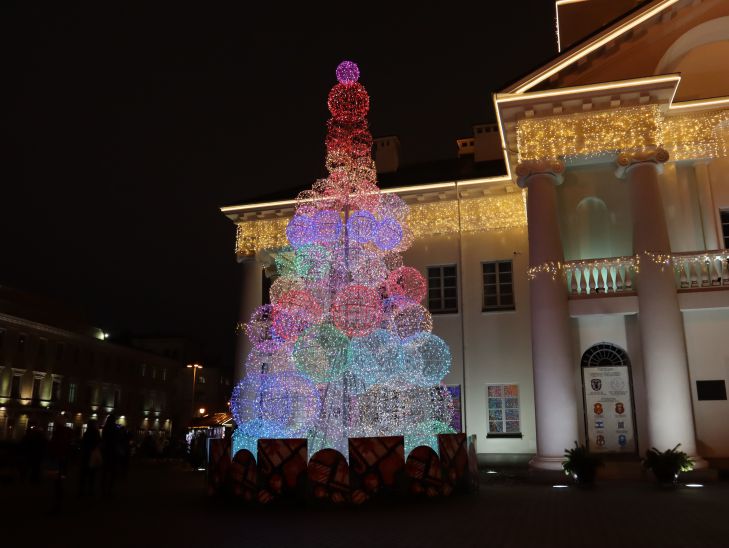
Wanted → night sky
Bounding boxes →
[6,2,557,370]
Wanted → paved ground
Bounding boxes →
[4,461,729,548]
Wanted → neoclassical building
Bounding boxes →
[222,0,729,471]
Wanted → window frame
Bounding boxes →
[486,383,522,438]
[482,260,515,312]
[426,264,459,315]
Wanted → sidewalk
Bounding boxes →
[4,461,728,548]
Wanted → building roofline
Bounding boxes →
[504,0,679,94]
[220,176,512,219]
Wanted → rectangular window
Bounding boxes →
[482,260,515,312]
[141,363,146,377]
[162,368,167,382]
[56,343,64,363]
[151,367,156,380]
[721,209,729,249]
[487,384,521,437]
[18,334,26,353]
[427,265,458,314]
[68,382,77,404]
[11,375,22,399]
[52,380,61,402]
[696,380,727,401]
[32,378,42,401]
[114,389,121,408]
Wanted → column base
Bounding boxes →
[528,455,565,471]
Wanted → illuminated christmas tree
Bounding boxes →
[231,61,454,460]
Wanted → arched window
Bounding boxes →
[581,342,630,368]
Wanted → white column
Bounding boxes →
[517,159,579,471]
[694,161,719,250]
[616,148,707,468]
[234,258,263,384]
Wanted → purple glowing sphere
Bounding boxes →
[336,60,360,84]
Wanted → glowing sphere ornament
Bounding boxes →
[286,214,316,247]
[332,284,382,337]
[328,82,369,123]
[373,217,403,250]
[293,323,350,383]
[294,244,332,281]
[347,329,403,387]
[259,371,321,436]
[269,277,305,304]
[346,210,377,243]
[351,253,389,287]
[386,266,427,302]
[272,290,323,340]
[389,302,433,338]
[313,210,342,244]
[230,373,266,425]
[245,339,295,375]
[245,304,275,346]
[402,332,452,387]
[336,60,360,84]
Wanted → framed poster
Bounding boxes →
[582,364,637,454]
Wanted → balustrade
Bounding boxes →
[563,252,729,297]
[673,251,729,289]
[564,257,636,296]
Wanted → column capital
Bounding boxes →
[615,147,669,179]
[515,159,565,189]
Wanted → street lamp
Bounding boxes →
[187,363,203,416]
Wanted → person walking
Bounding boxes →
[79,420,101,496]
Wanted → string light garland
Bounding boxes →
[527,251,729,288]
[231,61,454,460]
[517,104,729,162]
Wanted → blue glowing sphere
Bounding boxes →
[286,214,315,247]
[346,210,377,243]
[347,328,404,387]
[402,332,451,387]
[373,217,403,250]
[259,371,321,436]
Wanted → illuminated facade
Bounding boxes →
[222,0,729,471]
[0,287,181,440]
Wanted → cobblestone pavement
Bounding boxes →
[4,462,729,548]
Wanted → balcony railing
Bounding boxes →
[563,251,729,297]
[673,251,729,290]
[564,256,637,297]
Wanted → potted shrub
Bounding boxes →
[563,442,603,485]
[642,444,694,484]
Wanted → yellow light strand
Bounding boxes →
[517,105,729,162]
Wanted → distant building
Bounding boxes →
[0,287,180,441]
[221,0,729,473]
[130,336,232,424]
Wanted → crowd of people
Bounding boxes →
[0,415,190,511]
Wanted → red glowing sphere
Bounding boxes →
[328,82,369,123]
[331,284,382,337]
[385,267,427,303]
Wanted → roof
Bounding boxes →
[503,0,680,94]
[189,412,234,428]
[223,155,506,209]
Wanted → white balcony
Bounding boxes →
[564,251,729,299]
[564,256,637,297]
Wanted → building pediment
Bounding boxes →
[507,0,729,102]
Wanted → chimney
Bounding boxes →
[472,123,502,162]
[374,136,401,174]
